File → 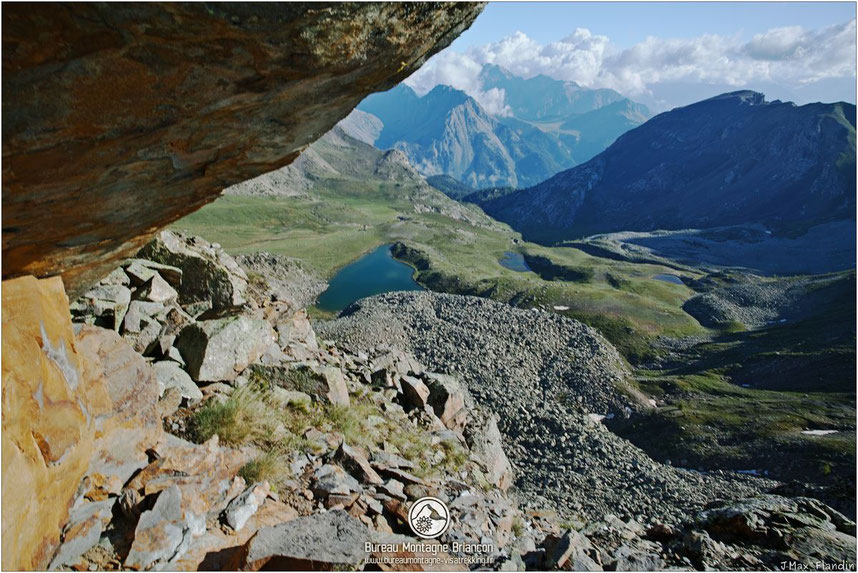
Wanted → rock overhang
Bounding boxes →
[2,2,485,296]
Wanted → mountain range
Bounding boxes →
[479,91,856,244]
[347,65,652,190]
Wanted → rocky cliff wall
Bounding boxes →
[2,3,484,297]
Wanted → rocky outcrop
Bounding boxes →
[236,252,326,311]
[32,233,547,571]
[2,3,484,296]
[0,277,163,571]
[242,510,373,570]
[138,232,250,312]
[175,316,275,382]
[2,277,96,570]
[12,231,854,571]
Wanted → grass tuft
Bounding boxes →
[189,386,273,446]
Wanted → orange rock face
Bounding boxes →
[2,3,484,297]
[1,276,97,570]
[1,277,170,570]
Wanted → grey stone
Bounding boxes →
[423,372,467,432]
[124,486,197,570]
[174,315,274,382]
[311,464,362,498]
[316,365,350,406]
[378,479,406,501]
[152,361,203,402]
[611,545,663,572]
[123,258,183,287]
[138,230,248,311]
[134,273,178,304]
[335,442,383,486]
[545,529,602,571]
[223,482,270,532]
[122,300,165,333]
[466,411,514,491]
[270,387,312,410]
[370,450,416,471]
[399,375,430,412]
[101,267,132,286]
[166,345,185,366]
[71,284,132,331]
[125,317,163,356]
[125,260,160,286]
[151,334,176,358]
[48,500,115,570]
[696,495,858,564]
[243,510,372,570]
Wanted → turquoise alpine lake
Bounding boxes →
[498,251,531,273]
[315,244,423,312]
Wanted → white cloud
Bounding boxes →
[404,19,856,111]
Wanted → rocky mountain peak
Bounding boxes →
[703,90,767,106]
[481,92,856,244]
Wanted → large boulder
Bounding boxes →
[465,412,514,491]
[424,373,468,432]
[3,3,484,296]
[70,284,131,331]
[124,485,204,570]
[1,278,163,570]
[241,510,372,570]
[138,231,249,311]
[152,361,203,403]
[695,495,857,565]
[174,315,275,382]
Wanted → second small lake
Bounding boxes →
[499,251,531,273]
[652,273,684,285]
[315,244,423,313]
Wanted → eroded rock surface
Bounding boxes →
[1,277,95,570]
[2,3,484,296]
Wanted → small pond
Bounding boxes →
[652,273,684,285]
[315,244,423,312]
[499,251,531,273]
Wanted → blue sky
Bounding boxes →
[454,2,856,49]
[406,2,857,111]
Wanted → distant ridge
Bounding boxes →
[479,91,856,244]
[356,65,652,189]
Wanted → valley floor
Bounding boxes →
[176,192,856,521]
